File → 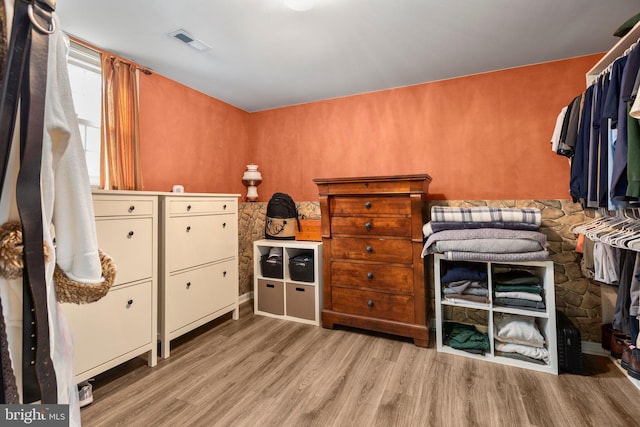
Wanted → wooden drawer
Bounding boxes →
[166,260,237,332]
[96,217,153,285]
[93,198,154,217]
[331,261,413,294]
[325,180,415,195]
[166,213,237,271]
[331,237,413,264]
[330,196,411,216]
[330,216,411,237]
[331,287,414,323]
[169,199,236,216]
[62,281,152,376]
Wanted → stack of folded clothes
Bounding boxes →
[421,206,549,262]
[440,263,489,306]
[493,269,546,311]
[443,321,490,355]
[493,314,550,365]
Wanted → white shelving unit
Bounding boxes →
[433,253,558,374]
[254,239,323,326]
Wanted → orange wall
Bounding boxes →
[138,72,250,195]
[250,54,601,202]
[136,54,600,202]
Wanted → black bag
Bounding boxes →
[265,192,299,240]
[556,310,582,373]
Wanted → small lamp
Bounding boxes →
[242,164,262,202]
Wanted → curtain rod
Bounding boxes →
[67,34,153,75]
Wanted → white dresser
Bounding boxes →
[158,194,240,358]
[61,191,158,383]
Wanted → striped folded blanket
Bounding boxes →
[430,207,542,226]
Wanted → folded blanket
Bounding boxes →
[441,265,488,283]
[494,297,546,311]
[443,294,490,304]
[430,206,542,225]
[494,350,547,365]
[494,291,543,302]
[422,228,547,257]
[494,284,543,293]
[423,221,540,238]
[441,251,549,262]
[493,270,541,285]
[443,286,489,297]
[494,342,550,364]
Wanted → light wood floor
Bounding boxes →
[80,302,640,427]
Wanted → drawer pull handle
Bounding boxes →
[367,272,374,280]
[223,204,227,210]
[186,282,191,289]
[186,226,191,232]
[127,299,133,306]
[187,205,192,211]
[127,231,134,238]
[223,271,227,277]
[367,300,374,307]
[366,245,373,253]
[222,222,227,228]
[266,284,275,288]
[128,205,135,213]
[364,222,372,230]
[364,201,372,209]
[296,287,305,292]
[364,183,369,188]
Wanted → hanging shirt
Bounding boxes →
[570,86,594,206]
[611,45,640,200]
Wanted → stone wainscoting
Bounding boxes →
[238,199,601,342]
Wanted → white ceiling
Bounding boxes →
[56,0,639,112]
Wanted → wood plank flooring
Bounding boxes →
[80,302,640,427]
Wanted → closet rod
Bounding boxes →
[586,19,640,85]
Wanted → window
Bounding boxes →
[66,40,102,187]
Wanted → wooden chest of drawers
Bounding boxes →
[313,174,431,347]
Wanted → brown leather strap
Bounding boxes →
[17,0,57,404]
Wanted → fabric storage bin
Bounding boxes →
[289,252,314,282]
[261,254,283,279]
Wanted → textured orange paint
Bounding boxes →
[137,54,600,203]
[250,54,602,202]
[138,72,250,195]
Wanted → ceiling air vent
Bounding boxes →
[168,29,211,52]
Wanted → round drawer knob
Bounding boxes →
[127,299,133,306]
[187,205,192,211]
[127,231,134,238]
[222,222,227,228]
[367,300,374,307]
[186,226,191,232]
[367,272,374,280]
[186,282,191,289]
[128,205,135,213]
[366,245,373,253]
[364,222,372,230]
[223,204,227,210]
[223,271,227,277]
[364,201,372,209]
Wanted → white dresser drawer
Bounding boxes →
[166,260,236,333]
[165,213,236,271]
[62,281,153,376]
[169,199,236,216]
[93,198,154,217]
[96,217,153,285]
